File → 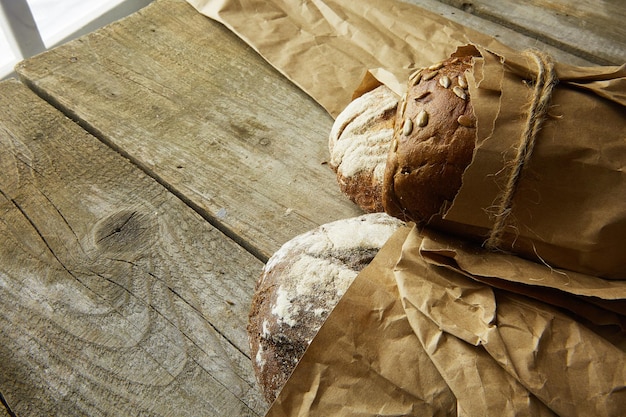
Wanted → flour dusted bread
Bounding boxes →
[383,56,477,225]
[248,213,404,403]
[329,85,398,212]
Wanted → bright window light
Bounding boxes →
[0,30,16,64]
[27,0,126,47]
[0,8,18,77]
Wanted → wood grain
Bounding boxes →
[436,0,626,65]
[0,397,11,417]
[14,0,609,265]
[0,79,266,416]
[15,0,364,262]
[5,0,624,414]
[403,0,596,66]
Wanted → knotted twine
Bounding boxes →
[484,50,559,251]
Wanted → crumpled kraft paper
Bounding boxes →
[266,226,626,416]
[430,45,626,279]
[186,0,626,278]
[186,0,507,117]
[419,229,626,331]
[183,0,626,414]
[395,227,626,417]
[264,226,460,417]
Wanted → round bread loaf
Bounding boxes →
[329,85,398,213]
[248,213,405,403]
[383,56,477,225]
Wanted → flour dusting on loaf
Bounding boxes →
[248,213,404,403]
[329,85,398,212]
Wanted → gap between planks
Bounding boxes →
[17,74,271,265]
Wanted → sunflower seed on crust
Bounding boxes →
[422,70,438,81]
[453,86,467,100]
[457,115,474,127]
[458,74,468,89]
[402,118,413,136]
[416,110,429,127]
[439,75,451,88]
[409,69,423,85]
[428,62,444,71]
[399,93,408,117]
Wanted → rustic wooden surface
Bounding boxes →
[14,0,363,262]
[2,0,623,415]
[407,0,599,66]
[437,0,626,65]
[0,79,265,415]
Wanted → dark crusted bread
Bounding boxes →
[247,213,405,404]
[329,85,398,213]
[383,56,477,225]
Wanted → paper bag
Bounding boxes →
[264,226,459,416]
[419,229,626,331]
[186,0,509,117]
[266,226,626,416]
[184,0,626,414]
[428,45,626,279]
[187,0,626,278]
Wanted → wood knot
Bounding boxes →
[92,209,157,258]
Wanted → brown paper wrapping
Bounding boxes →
[267,227,626,416]
[188,0,626,279]
[434,45,626,279]
[186,0,510,117]
[420,229,626,331]
[184,0,626,414]
[264,227,460,416]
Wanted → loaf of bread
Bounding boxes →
[247,213,405,403]
[382,56,476,225]
[328,85,398,213]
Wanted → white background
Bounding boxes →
[27,0,127,47]
[1,0,150,79]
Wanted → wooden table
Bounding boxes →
[1,0,623,415]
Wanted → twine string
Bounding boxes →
[484,50,558,250]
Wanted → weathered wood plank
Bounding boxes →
[16,0,364,262]
[4,0,623,415]
[15,0,609,266]
[0,79,266,416]
[0,399,11,417]
[403,0,595,66]
[436,0,626,65]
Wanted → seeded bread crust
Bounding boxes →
[383,56,477,225]
[248,213,404,404]
[329,85,398,213]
